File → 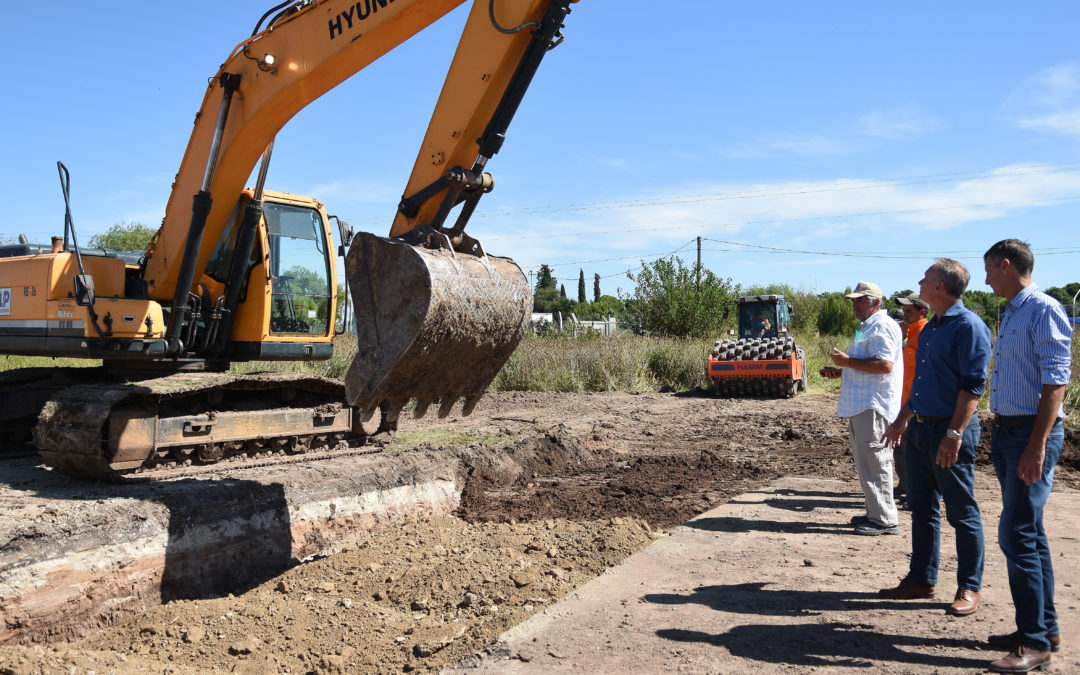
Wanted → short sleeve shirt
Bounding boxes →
[837,310,904,420]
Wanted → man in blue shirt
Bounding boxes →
[982,239,1072,674]
[881,259,992,618]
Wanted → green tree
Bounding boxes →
[593,273,601,303]
[816,292,859,336]
[88,221,157,251]
[621,256,739,337]
[560,284,567,299]
[1045,283,1080,315]
[535,264,555,291]
[532,286,573,315]
[577,269,586,304]
[963,289,1005,331]
[886,289,915,311]
[573,295,625,321]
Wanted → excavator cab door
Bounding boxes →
[263,201,335,337]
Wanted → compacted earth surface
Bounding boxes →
[0,390,1077,674]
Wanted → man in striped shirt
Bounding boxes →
[982,239,1072,674]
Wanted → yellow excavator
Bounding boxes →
[0,0,577,479]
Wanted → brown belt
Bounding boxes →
[914,415,950,423]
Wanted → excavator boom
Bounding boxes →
[145,0,575,419]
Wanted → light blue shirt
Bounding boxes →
[990,283,1072,418]
[838,309,904,420]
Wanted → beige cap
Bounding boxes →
[844,281,883,300]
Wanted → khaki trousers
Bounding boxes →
[848,408,898,527]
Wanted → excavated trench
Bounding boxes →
[2,391,1076,653]
[0,421,793,647]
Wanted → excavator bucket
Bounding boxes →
[343,233,531,424]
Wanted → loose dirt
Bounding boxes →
[0,391,1076,673]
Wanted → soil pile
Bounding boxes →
[1,515,654,674]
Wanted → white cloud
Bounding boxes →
[1017,110,1080,136]
[483,163,1080,246]
[718,133,851,159]
[857,108,941,141]
[716,107,939,159]
[1006,62,1080,136]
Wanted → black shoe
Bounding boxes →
[854,521,899,536]
[850,514,871,525]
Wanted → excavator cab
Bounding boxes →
[195,189,340,360]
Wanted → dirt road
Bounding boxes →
[0,391,1075,673]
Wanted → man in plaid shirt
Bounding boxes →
[825,281,904,535]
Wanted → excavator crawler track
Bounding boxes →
[28,369,368,481]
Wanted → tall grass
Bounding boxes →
[1066,333,1080,428]
[491,334,707,392]
[227,333,357,379]
[3,329,1076,428]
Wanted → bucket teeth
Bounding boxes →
[461,393,483,417]
[384,402,403,424]
[438,397,457,419]
[362,406,378,423]
[413,398,433,419]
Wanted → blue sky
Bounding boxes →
[3,1,1079,305]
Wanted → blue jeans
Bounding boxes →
[991,419,1064,652]
[904,417,984,590]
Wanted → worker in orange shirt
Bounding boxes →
[894,292,930,505]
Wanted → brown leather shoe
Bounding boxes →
[989,645,1051,673]
[988,631,1061,653]
[947,587,981,616]
[879,577,935,599]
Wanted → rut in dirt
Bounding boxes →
[453,425,784,529]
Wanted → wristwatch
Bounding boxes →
[945,428,962,441]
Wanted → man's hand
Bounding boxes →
[819,366,842,379]
[829,348,849,368]
[936,434,962,468]
[1017,443,1046,486]
[882,417,908,448]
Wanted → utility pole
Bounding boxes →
[529,269,534,291]
[696,236,702,291]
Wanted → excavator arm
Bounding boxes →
[142,0,576,421]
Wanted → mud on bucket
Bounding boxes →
[343,232,531,424]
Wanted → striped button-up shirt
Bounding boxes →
[837,309,904,420]
[990,283,1073,418]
